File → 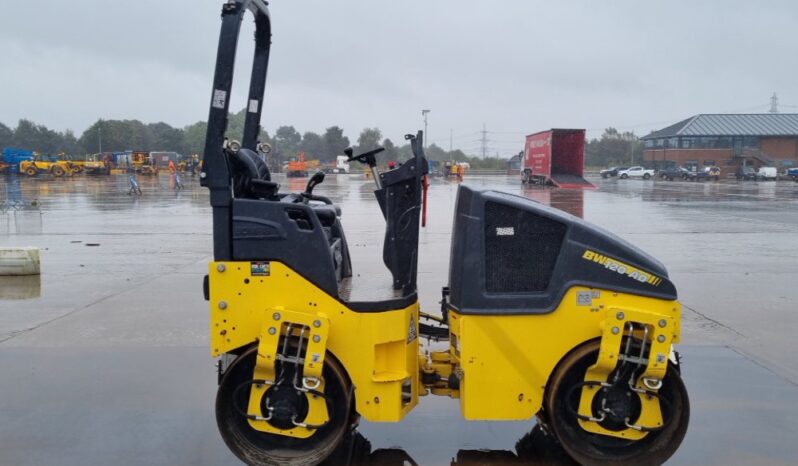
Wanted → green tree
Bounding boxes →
[183,121,208,155]
[356,127,382,153]
[12,120,45,151]
[382,138,398,161]
[322,126,350,158]
[0,122,12,149]
[274,126,301,158]
[148,122,184,153]
[79,119,151,154]
[585,127,643,167]
[299,131,326,160]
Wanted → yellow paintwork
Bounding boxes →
[246,309,330,438]
[19,157,75,176]
[209,261,680,443]
[577,308,676,440]
[449,287,679,427]
[209,261,419,434]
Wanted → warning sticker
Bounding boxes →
[248,99,259,113]
[212,89,227,109]
[576,291,592,306]
[407,315,417,343]
[250,261,270,276]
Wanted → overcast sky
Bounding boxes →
[1,0,797,155]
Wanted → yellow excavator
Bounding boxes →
[200,2,690,465]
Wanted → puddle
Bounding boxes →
[0,275,41,300]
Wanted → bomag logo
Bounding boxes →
[582,250,662,286]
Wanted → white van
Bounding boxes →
[757,167,778,181]
[335,156,350,174]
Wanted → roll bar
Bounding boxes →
[201,0,272,260]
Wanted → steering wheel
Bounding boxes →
[345,147,385,167]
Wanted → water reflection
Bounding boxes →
[521,186,585,219]
[321,427,576,466]
[0,275,41,300]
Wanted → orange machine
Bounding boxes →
[286,152,309,178]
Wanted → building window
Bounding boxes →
[655,139,664,148]
[681,138,693,149]
[668,137,679,148]
[743,137,759,148]
[703,160,716,166]
[645,140,654,148]
[685,160,699,171]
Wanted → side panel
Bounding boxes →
[551,129,586,177]
[208,261,419,422]
[523,131,552,177]
[452,287,680,420]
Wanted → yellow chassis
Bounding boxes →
[209,261,680,441]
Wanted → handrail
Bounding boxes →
[202,0,272,261]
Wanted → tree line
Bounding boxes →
[0,111,644,170]
[1,109,510,169]
[584,127,644,168]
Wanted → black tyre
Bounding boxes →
[52,166,65,177]
[643,173,651,180]
[522,171,532,185]
[25,167,37,176]
[544,341,689,466]
[620,174,628,179]
[216,346,352,466]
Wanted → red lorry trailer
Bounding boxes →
[522,129,594,189]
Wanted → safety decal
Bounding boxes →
[407,315,417,343]
[212,89,227,109]
[581,249,662,286]
[250,261,270,276]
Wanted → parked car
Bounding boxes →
[735,167,757,181]
[757,166,778,181]
[787,167,798,182]
[599,166,628,179]
[618,166,655,179]
[658,166,691,181]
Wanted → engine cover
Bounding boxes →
[447,185,676,315]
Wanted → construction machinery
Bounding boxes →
[200,2,690,465]
[83,154,111,175]
[56,153,84,173]
[130,151,158,175]
[19,154,76,177]
[286,152,309,178]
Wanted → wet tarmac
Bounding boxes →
[1,173,797,465]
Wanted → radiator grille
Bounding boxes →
[484,201,566,293]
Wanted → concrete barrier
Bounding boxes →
[0,247,41,276]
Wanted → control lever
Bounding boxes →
[345,147,385,189]
[303,171,325,197]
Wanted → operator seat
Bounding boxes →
[229,148,279,200]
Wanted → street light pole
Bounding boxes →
[422,109,431,148]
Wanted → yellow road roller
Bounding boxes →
[200,2,689,465]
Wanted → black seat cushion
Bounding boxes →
[314,205,338,228]
[230,148,278,199]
